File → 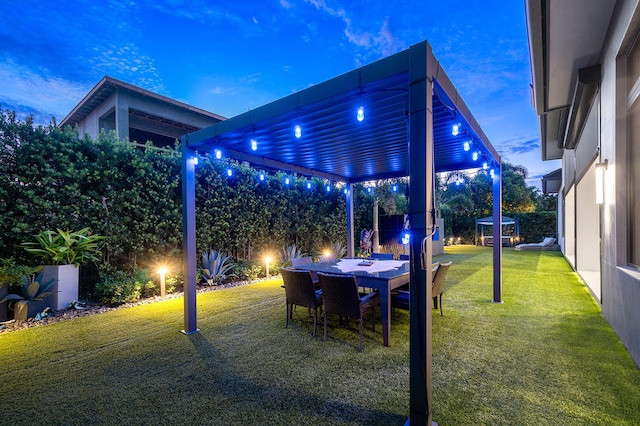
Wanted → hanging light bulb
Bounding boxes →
[326,184,331,192]
[294,125,302,138]
[258,170,265,181]
[472,151,478,161]
[463,141,470,151]
[284,177,290,185]
[366,186,373,193]
[250,138,258,151]
[343,188,348,194]
[306,180,312,190]
[392,184,398,192]
[483,162,488,170]
[227,168,233,177]
[357,106,365,122]
[215,149,222,160]
[192,157,198,166]
[490,169,495,178]
[452,123,460,136]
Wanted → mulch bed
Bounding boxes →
[0,279,259,334]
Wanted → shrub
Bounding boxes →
[95,270,147,305]
[234,259,262,281]
[0,258,33,289]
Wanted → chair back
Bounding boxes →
[291,256,313,267]
[317,273,361,319]
[281,268,320,308]
[432,261,451,298]
[370,252,394,260]
[399,254,410,261]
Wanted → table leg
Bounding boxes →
[380,286,390,346]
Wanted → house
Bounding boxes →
[59,76,225,148]
[526,0,640,367]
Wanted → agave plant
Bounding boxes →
[199,250,236,286]
[330,241,347,260]
[0,268,55,312]
[279,244,304,267]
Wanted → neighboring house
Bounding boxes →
[527,0,640,367]
[60,76,225,148]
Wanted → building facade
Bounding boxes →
[527,0,640,367]
[60,76,225,148]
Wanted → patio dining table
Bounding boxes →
[292,258,410,347]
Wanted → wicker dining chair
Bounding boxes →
[392,262,448,315]
[281,268,323,337]
[317,272,379,352]
[370,252,394,260]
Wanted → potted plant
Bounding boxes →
[22,228,104,310]
[0,268,55,321]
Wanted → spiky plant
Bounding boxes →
[199,250,236,286]
[279,244,304,267]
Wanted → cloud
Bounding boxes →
[0,61,91,124]
[498,136,540,157]
[301,0,406,61]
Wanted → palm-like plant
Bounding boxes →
[330,241,347,260]
[199,250,236,286]
[22,228,104,266]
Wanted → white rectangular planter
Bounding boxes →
[41,264,79,310]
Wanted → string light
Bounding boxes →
[306,180,312,190]
[357,106,365,122]
[258,171,265,181]
[250,139,258,151]
[294,125,302,138]
[215,149,222,160]
[227,168,233,177]
[483,162,488,170]
[192,157,198,166]
[463,141,470,151]
[284,177,290,185]
[452,123,460,136]
[472,151,478,161]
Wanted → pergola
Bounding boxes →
[181,40,502,425]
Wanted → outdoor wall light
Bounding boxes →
[250,138,258,151]
[452,123,461,136]
[294,125,302,138]
[357,106,365,122]
[595,159,608,204]
[472,151,478,161]
[215,149,222,160]
[463,141,470,151]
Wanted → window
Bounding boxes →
[628,36,640,266]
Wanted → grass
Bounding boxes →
[1,246,639,425]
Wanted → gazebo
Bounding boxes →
[475,216,519,247]
[181,40,502,425]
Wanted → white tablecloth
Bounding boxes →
[332,258,408,274]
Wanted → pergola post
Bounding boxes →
[181,136,199,334]
[346,183,355,258]
[408,42,435,426]
[492,162,503,303]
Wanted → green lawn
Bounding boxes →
[1,246,639,425]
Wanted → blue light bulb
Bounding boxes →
[250,139,257,151]
[215,149,222,160]
[294,125,301,138]
[357,106,365,122]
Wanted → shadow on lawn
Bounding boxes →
[187,332,405,425]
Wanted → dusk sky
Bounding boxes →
[0,0,560,187]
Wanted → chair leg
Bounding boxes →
[358,319,363,352]
[323,313,328,342]
[286,303,290,328]
[313,308,317,337]
[439,294,443,316]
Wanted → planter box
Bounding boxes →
[41,264,79,310]
[0,284,7,322]
[13,299,48,321]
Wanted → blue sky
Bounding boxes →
[0,0,559,187]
